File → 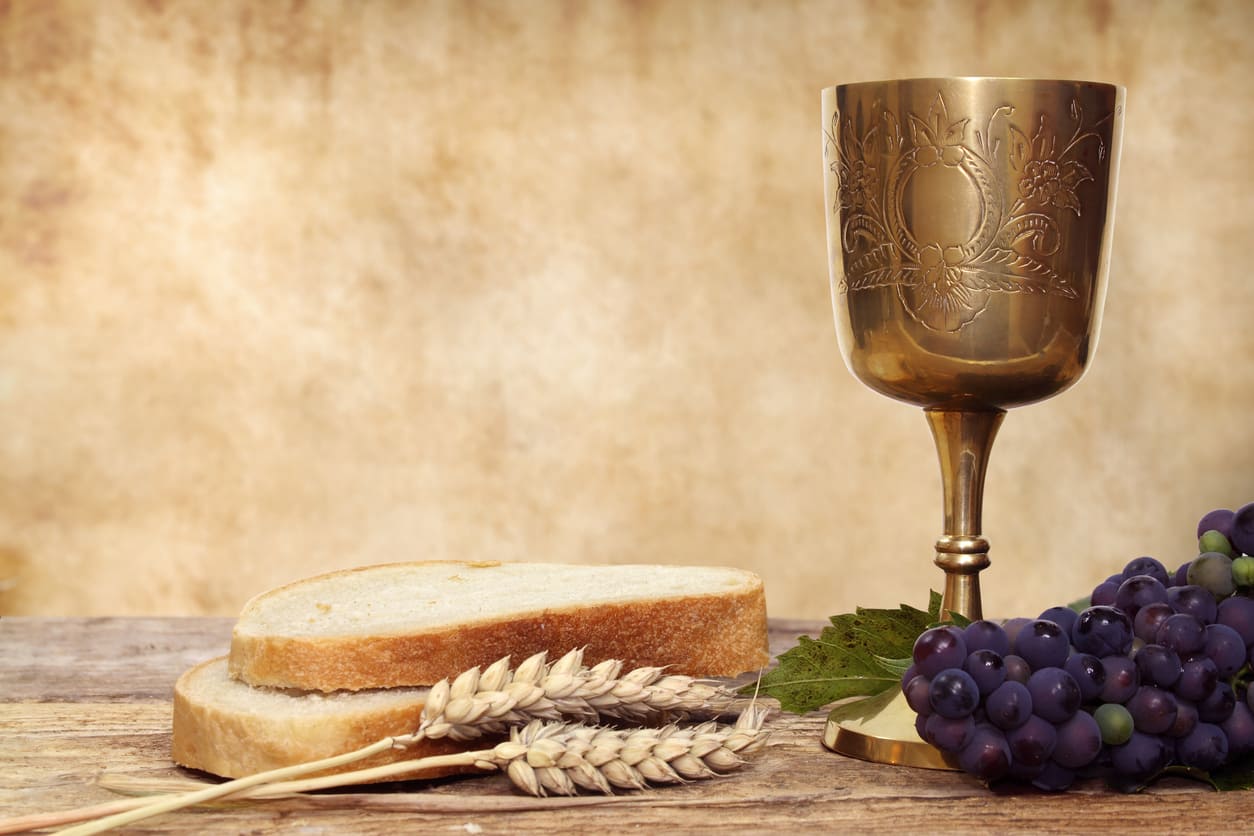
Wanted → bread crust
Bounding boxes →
[228,561,769,691]
[171,657,471,779]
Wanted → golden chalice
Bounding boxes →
[820,78,1124,766]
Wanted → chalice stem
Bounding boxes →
[925,408,1006,622]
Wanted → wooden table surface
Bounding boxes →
[1,617,1248,834]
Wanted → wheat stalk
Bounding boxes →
[8,652,755,836]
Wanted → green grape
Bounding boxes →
[1187,552,1236,599]
[1094,702,1134,745]
[1232,555,1254,588]
[1199,529,1237,558]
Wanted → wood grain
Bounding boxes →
[0,618,1244,834]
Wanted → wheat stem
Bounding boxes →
[53,736,400,836]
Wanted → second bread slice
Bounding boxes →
[172,657,469,779]
[229,561,769,691]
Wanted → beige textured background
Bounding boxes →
[1,0,1252,621]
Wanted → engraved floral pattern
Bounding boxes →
[826,92,1111,332]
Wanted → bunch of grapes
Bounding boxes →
[902,501,1254,790]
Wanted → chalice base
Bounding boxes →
[822,688,959,770]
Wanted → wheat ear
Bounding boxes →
[407,647,745,742]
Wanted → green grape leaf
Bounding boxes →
[1209,754,1254,792]
[744,592,941,714]
[1066,595,1091,613]
[943,610,973,628]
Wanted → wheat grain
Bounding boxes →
[409,648,746,743]
[493,704,771,797]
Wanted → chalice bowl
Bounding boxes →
[820,78,1124,766]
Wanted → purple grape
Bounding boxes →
[1133,602,1174,643]
[985,680,1033,730]
[1027,668,1081,723]
[1204,623,1246,678]
[1099,654,1140,704]
[1122,556,1169,586]
[1229,502,1254,555]
[1156,613,1207,655]
[1197,508,1236,541]
[1167,699,1199,739]
[1039,606,1079,635]
[900,662,919,688]
[904,674,933,716]
[1014,619,1071,670]
[1166,585,1218,624]
[1127,686,1178,734]
[924,713,976,753]
[958,724,1012,782]
[1217,596,1254,645]
[1198,682,1236,723]
[1176,722,1229,770]
[1006,714,1057,768]
[1063,653,1106,703]
[964,650,1007,697]
[913,626,967,678]
[1173,561,1192,587]
[1073,606,1133,656]
[1175,657,1219,703]
[1116,575,1169,618]
[1111,731,1170,779]
[1008,759,1044,781]
[1002,654,1031,685]
[963,620,1011,656]
[930,668,980,719]
[1222,702,1254,758]
[1031,760,1076,792]
[1053,711,1103,769]
[1090,580,1119,607]
[1001,617,1033,647]
[915,711,929,740]
[1134,644,1182,689]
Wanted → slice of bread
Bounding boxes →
[228,561,769,691]
[172,657,470,779]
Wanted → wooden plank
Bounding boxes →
[0,617,233,700]
[0,618,1242,834]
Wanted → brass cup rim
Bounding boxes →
[823,76,1124,95]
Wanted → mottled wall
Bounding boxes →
[1,0,1252,620]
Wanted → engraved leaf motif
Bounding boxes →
[1062,159,1094,187]
[908,112,936,147]
[1032,117,1057,160]
[966,248,1076,298]
[882,111,903,152]
[843,215,885,246]
[1008,124,1032,171]
[844,244,902,291]
[1006,214,1061,255]
[909,93,968,149]
[860,125,880,160]
[1054,188,1082,215]
[944,118,969,146]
